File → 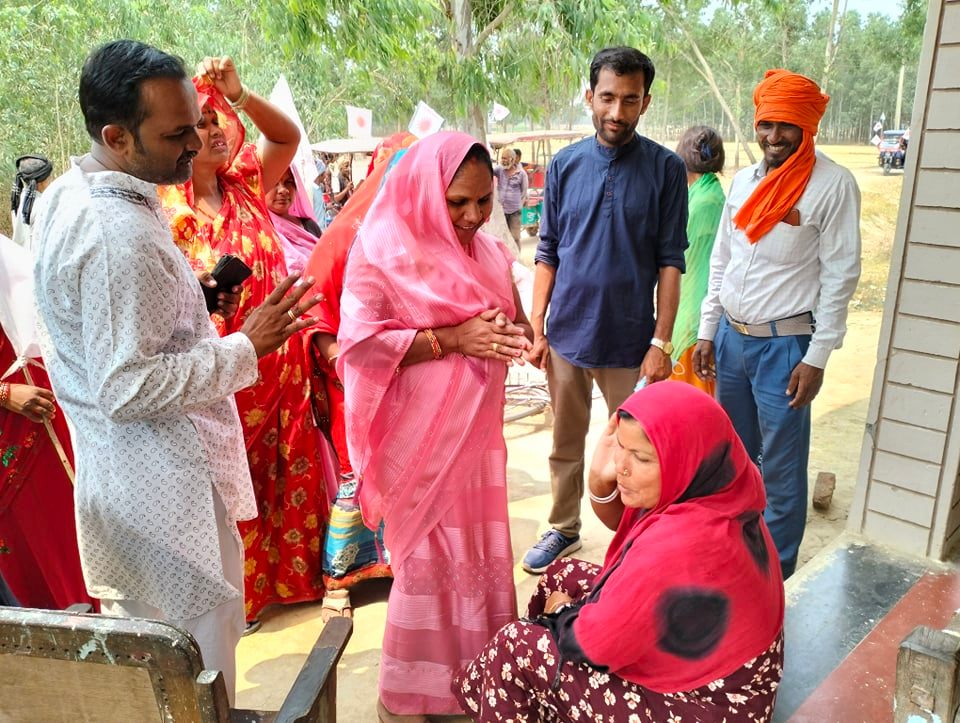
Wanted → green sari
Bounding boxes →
[671,172,726,358]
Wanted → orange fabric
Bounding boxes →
[301,131,416,475]
[669,345,715,397]
[733,69,829,243]
[159,80,337,621]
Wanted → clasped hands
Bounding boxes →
[457,308,532,365]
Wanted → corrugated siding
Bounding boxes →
[853,0,960,559]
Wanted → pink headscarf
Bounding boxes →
[268,165,321,275]
[337,131,516,568]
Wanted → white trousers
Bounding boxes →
[100,486,245,705]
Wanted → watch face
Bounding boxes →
[664,342,674,355]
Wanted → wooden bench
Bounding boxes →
[0,606,352,722]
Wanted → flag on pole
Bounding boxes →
[408,101,445,138]
[491,102,511,122]
[346,105,373,138]
[269,75,317,208]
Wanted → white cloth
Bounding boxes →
[100,484,244,706]
[32,156,259,620]
[11,194,34,250]
[698,151,861,369]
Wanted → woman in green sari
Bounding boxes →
[670,126,726,395]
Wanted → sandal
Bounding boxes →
[320,589,353,623]
[376,699,427,723]
[242,619,262,636]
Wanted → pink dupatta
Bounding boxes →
[269,165,321,275]
[337,131,515,569]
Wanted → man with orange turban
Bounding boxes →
[692,69,861,579]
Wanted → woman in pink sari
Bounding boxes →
[338,131,533,722]
[265,165,322,276]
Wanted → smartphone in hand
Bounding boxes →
[203,254,252,313]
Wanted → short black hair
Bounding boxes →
[455,143,494,178]
[79,40,188,143]
[590,47,655,95]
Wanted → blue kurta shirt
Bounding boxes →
[536,134,688,368]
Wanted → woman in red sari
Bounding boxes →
[159,57,336,629]
[0,328,95,610]
[301,132,415,620]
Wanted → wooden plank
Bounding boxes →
[863,510,930,554]
[908,207,960,248]
[899,280,960,323]
[916,170,960,208]
[876,419,947,464]
[943,2,960,44]
[905,244,960,285]
[892,314,960,357]
[928,90,960,129]
[932,46,960,89]
[887,350,958,394]
[873,450,944,497]
[868,480,937,528]
[882,384,953,432]
[894,625,960,722]
[0,655,162,723]
[919,131,960,170]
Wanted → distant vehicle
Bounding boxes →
[877,130,907,175]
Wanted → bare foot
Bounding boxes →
[320,589,352,624]
[377,699,428,723]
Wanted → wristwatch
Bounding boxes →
[650,338,674,356]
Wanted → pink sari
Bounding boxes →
[338,131,518,715]
[269,165,320,275]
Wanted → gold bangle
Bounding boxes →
[423,328,443,360]
[229,84,251,111]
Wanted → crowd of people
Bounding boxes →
[0,38,861,723]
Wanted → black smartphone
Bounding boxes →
[202,254,253,313]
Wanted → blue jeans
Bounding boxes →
[715,317,811,579]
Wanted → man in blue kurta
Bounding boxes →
[523,46,688,573]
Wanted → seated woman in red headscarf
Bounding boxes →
[159,56,337,630]
[455,381,785,722]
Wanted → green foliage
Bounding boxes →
[0,0,928,235]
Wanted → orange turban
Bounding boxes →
[733,69,830,243]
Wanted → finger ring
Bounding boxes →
[287,308,298,322]
[492,342,500,353]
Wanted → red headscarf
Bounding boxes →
[302,132,416,342]
[733,69,829,243]
[571,382,784,693]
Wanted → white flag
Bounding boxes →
[346,105,373,138]
[491,102,511,122]
[408,101,445,138]
[269,75,317,206]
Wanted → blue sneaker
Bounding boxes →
[522,530,582,574]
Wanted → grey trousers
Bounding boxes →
[546,349,639,536]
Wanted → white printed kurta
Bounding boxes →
[32,157,259,619]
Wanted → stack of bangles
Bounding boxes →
[423,328,443,359]
[588,487,620,504]
[229,84,251,112]
[0,382,9,408]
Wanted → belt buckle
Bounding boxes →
[730,320,750,336]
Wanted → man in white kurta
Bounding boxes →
[30,40,319,703]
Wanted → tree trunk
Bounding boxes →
[450,0,487,142]
[664,5,756,165]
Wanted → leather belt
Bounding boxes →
[725,311,815,337]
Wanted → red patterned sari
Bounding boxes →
[159,80,337,621]
[0,329,95,610]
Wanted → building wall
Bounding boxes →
[850,0,960,557]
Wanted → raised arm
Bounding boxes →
[197,56,299,191]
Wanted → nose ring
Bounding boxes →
[621,468,630,476]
